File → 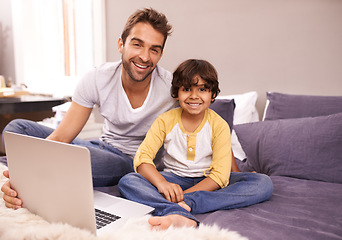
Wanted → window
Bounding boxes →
[11,0,106,97]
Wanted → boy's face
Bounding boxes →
[118,22,164,83]
[177,76,213,118]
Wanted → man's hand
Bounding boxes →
[156,180,184,203]
[1,170,22,209]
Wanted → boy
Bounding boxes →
[118,59,273,230]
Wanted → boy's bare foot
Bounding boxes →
[178,201,191,212]
[148,215,197,230]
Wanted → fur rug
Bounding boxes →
[0,164,247,240]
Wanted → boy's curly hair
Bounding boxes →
[171,59,220,102]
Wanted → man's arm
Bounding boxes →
[47,101,92,143]
[1,170,22,209]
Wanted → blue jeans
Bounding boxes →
[2,119,134,187]
[118,171,273,224]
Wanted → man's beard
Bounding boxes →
[122,57,154,83]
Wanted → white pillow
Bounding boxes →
[217,91,259,160]
[217,91,259,124]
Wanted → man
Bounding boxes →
[2,7,177,207]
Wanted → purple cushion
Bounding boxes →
[209,99,235,131]
[234,112,342,184]
[264,92,342,120]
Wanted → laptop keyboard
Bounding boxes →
[95,208,121,229]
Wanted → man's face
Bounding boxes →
[118,22,164,83]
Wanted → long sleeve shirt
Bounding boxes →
[134,108,232,188]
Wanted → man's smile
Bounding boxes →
[132,61,151,70]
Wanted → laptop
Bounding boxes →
[3,131,154,235]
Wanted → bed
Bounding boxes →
[0,91,342,240]
[96,91,342,239]
[197,92,342,240]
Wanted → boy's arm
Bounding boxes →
[231,151,241,172]
[183,152,236,194]
[203,114,233,189]
[183,144,231,194]
[134,111,184,203]
[183,177,220,194]
[137,163,184,203]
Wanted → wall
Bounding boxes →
[0,0,16,85]
[105,0,342,117]
[1,1,341,117]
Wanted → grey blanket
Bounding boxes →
[196,176,342,240]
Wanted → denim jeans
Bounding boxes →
[2,119,134,187]
[118,171,273,224]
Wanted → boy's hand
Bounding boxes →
[136,163,184,203]
[156,181,184,203]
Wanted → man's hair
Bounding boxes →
[121,8,172,51]
[171,59,220,101]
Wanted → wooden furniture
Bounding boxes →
[0,95,67,154]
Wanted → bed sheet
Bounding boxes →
[195,176,342,240]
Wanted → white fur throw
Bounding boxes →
[0,163,247,240]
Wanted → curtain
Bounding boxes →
[11,0,96,97]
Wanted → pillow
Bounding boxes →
[217,91,259,160]
[217,91,259,124]
[234,112,342,184]
[264,92,342,120]
[209,99,235,132]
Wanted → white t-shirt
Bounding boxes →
[72,61,177,158]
